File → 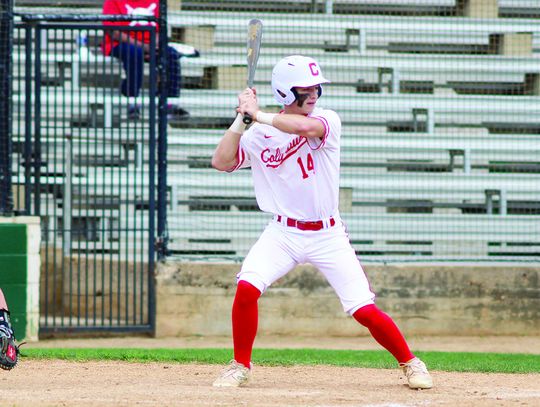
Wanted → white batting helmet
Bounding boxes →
[271,55,330,105]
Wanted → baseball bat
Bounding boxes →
[243,19,263,125]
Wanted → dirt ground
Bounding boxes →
[2,335,540,406]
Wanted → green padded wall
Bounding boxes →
[0,223,27,338]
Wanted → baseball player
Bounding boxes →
[211,55,433,389]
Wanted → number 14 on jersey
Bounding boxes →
[297,153,314,179]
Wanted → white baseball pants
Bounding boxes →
[237,219,376,314]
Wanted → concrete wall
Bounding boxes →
[155,261,540,337]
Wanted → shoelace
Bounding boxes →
[401,360,428,378]
[222,361,247,376]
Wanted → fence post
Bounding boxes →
[23,24,32,213]
[156,0,169,260]
[0,0,13,215]
[33,26,42,215]
[63,136,72,257]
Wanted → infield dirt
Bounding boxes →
[2,335,540,406]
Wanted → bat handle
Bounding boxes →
[243,113,253,125]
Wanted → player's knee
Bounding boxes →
[234,280,262,306]
[352,304,383,327]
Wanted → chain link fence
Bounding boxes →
[167,0,540,262]
[6,0,540,266]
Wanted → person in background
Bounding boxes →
[101,0,198,120]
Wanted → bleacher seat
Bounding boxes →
[169,11,540,55]
[180,0,502,19]
[167,89,540,135]
[165,211,540,258]
[499,0,540,19]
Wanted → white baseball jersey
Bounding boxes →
[231,106,376,313]
[230,107,341,220]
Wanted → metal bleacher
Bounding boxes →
[166,212,540,259]
[170,10,540,50]
[165,8,540,260]
[181,0,540,19]
[11,3,540,261]
[166,128,540,179]
[185,52,540,95]
[171,89,540,132]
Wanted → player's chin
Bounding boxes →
[304,102,316,112]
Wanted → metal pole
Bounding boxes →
[391,69,400,94]
[148,25,157,334]
[426,109,434,134]
[463,149,471,174]
[499,190,507,216]
[325,0,334,14]
[63,136,72,257]
[24,24,32,213]
[33,25,42,215]
[157,0,169,260]
[0,0,13,214]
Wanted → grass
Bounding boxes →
[22,348,540,374]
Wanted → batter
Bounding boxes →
[211,55,433,390]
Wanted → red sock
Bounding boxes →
[353,304,414,364]
[232,280,261,367]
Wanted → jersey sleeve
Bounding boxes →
[306,109,341,150]
[227,132,252,172]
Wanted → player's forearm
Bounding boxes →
[212,114,245,171]
[212,131,242,171]
[255,111,324,139]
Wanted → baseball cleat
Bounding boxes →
[399,357,433,389]
[212,360,252,387]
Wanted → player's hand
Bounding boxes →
[237,88,258,117]
[238,87,256,102]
